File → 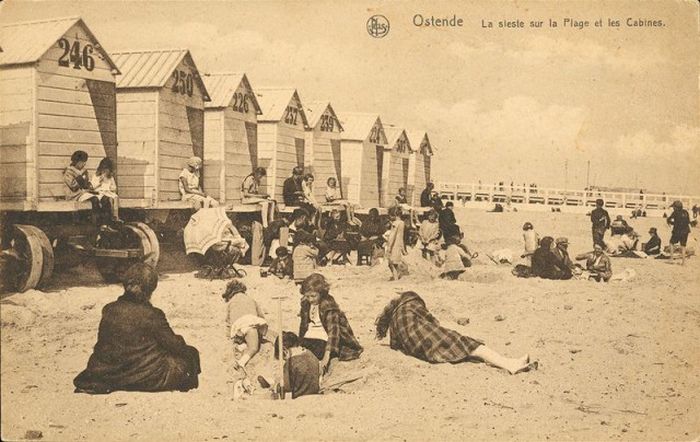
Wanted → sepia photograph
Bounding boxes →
[0,0,698,440]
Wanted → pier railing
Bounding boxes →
[436,183,699,210]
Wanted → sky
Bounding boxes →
[1,0,698,194]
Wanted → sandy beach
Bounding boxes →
[2,207,699,441]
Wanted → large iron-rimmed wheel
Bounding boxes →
[94,223,157,283]
[3,225,46,292]
[129,222,160,267]
[21,225,55,289]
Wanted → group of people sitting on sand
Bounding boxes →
[517,222,613,282]
[589,199,694,265]
[73,264,536,398]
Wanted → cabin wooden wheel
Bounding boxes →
[2,225,54,292]
[94,223,159,283]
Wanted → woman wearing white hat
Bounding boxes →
[179,156,219,209]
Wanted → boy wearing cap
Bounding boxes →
[667,201,691,265]
[643,228,661,256]
[590,199,611,248]
[179,156,219,209]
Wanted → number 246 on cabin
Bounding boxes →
[57,38,95,71]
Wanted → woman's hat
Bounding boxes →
[555,237,569,245]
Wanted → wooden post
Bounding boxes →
[272,296,286,400]
[251,221,265,266]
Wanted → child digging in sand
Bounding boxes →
[224,280,268,372]
[439,224,477,280]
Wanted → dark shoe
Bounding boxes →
[257,375,271,389]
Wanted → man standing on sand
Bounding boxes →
[590,199,611,249]
[667,200,691,266]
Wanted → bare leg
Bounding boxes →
[389,263,399,281]
[680,245,686,266]
[235,329,261,368]
[471,345,530,375]
[259,201,269,228]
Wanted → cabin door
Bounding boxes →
[331,139,342,197]
[186,106,204,185]
[295,138,305,168]
[376,145,384,206]
[245,122,258,169]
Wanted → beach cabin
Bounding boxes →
[407,131,433,205]
[0,17,119,210]
[303,101,344,202]
[110,49,210,208]
[255,88,309,201]
[202,73,262,207]
[339,113,388,208]
[382,126,412,207]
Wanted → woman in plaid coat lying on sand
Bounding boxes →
[375,292,537,375]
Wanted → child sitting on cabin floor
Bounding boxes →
[63,150,113,229]
[324,177,361,225]
[521,222,539,265]
[386,206,409,281]
[439,224,477,280]
[292,230,319,283]
[298,273,363,376]
[419,209,442,264]
[90,158,120,222]
[269,247,293,279]
[224,280,268,372]
[179,156,219,210]
[241,167,276,229]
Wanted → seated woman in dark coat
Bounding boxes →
[531,236,572,280]
[74,263,200,394]
[375,292,536,374]
[357,208,387,265]
[321,209,352,265]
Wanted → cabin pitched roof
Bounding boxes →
[0,16,119,71]
[256,87,308,126]
[304,101,344,131]
[407,130,434,156]
[110,48,210,100]
[340,112,385,142]
[383,126,413,153]
[202,72,262,113]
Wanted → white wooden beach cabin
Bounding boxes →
[338,113,388,208]
[110,49,211,208]
[407,130,433,205]
[0,17,120,210]
[382,126,412,207]
[303,101,344,202]
[255,87,309,201]
[202,73,262,207]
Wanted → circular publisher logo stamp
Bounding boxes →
[367,15,390,38]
